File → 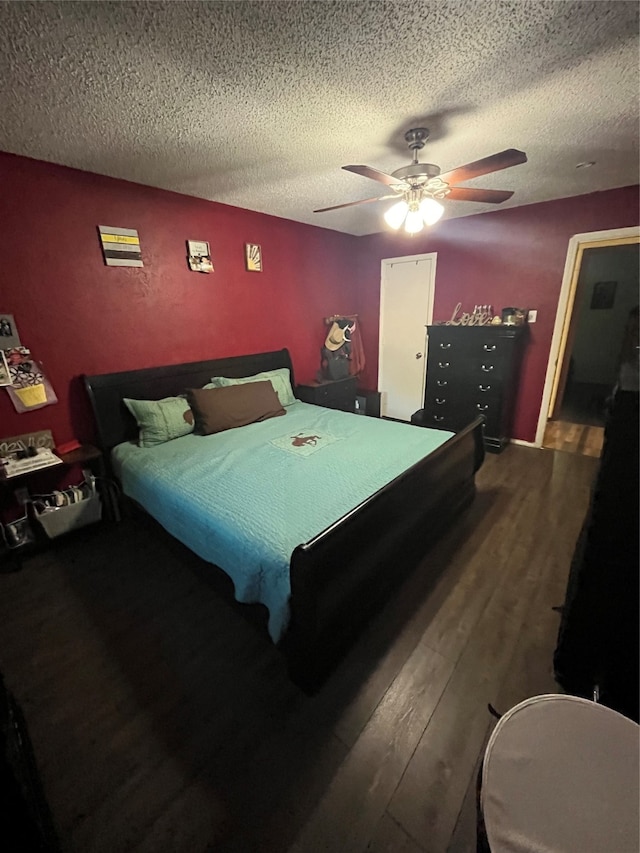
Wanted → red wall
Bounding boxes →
[0,152,359,445]
[355,186,639,442]
[1,150,637,449]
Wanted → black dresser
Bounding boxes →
[415,325,525,452]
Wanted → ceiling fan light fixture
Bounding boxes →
[419,196,445,226]
[317,136,526,224]
[383,199,409,230]
[404,208,424,234]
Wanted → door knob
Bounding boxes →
[415,352,423,359]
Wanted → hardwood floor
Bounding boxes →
[558,381,609,428]
[542,419,604,457]
[0,445,598,852]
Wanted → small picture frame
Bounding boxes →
[0,313,21,348]
[187,240,214,273]
[245,243,262,272]
[590,280,616,310]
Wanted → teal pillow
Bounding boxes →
[209,367,296,407]
[124,396,194,447]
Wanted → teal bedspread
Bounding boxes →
[112,402,453,642]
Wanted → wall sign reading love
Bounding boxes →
[445,302,497,326]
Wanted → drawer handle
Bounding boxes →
[435,397,446,405]
[481,364,494,372]
[483,344,497,352]
[478,384,491,392]
[476,403,489,411]
[438,361,450,369]
[439,342,452,350]
[433,415,444,422]
[436,379,448,387]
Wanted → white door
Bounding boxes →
[379,253,436,420]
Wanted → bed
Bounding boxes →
[85,348,485,691]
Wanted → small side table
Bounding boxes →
[56,443,104,478]
[296,376,357,412]
[0,444,113,572]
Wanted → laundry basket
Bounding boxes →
[34,493,102,539]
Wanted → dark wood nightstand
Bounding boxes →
[296,376,357,412]
[0,443,111,572]
[56,444,117,519]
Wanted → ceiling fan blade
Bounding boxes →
[343,164,408,188]
[439,149,527,185]
[446,186,514,204]
[314,194,395,213]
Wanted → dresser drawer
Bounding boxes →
[420,409,468,431]
[429,329,519,371]
[426,354,469,382]
[424,386,462,414]
[426,377,502,407]
[430,327,516,348]
[423,392,471,427]
[428,355,510,383]
[470,379,504,406]
[425,381,504,430]
[470,358,511,382]
[470,399,500,433]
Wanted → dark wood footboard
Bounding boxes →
[283,417,485,691]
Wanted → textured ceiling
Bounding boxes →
[0,1,638,236]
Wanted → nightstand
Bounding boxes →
[296,376,357,412]
[0,443,110,572]
[56,444,117,519]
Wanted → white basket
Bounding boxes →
[34,494,102,539]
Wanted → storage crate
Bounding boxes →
[34,494,102,539]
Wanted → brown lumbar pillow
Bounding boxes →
[186,381,286,435]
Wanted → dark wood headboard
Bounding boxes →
[84,348,295,452]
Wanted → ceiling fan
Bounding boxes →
[314,128,527,234]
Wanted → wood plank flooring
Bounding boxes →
[0,445,598,852]
[542,419,604,457]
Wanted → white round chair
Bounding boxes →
[478,694,639,853]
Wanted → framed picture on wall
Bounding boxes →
[245,243,262,272]
[0,350,11,386]
[0,313,21,349]
[590,280,617,310]
[187,240,214,273]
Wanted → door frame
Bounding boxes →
[378,252,437,418]
[534,226,640,446]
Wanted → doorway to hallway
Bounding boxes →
[542,238,638,457]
